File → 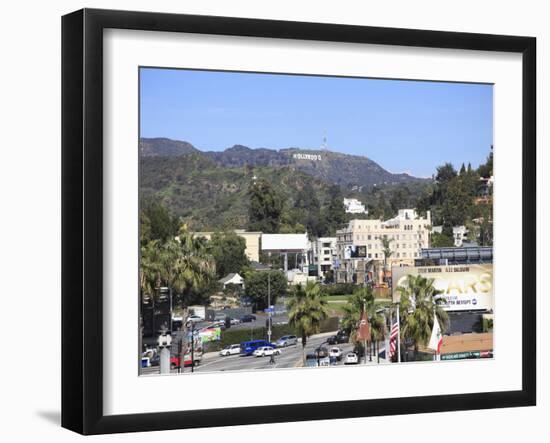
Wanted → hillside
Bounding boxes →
[139,137,427,189]
[139,153,335,231]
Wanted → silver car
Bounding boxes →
[276,335,298,347]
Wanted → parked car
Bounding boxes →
[344,352,359,365]
[187,315,203,323]
[229,317,241,325]
[276,335,298,347]
[213,314,227,323]
[240,339,274,356]
[327,331,349,345]
[329,347,343,361]
[240,314,256,323]
[253,346,281,357]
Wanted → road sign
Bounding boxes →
[264,307,274,313]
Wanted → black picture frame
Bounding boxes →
[62,8,536,435]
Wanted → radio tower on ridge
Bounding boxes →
[321,130,329,151]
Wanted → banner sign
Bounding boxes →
[391,264,493,312]
[198,327,221,343]
[344,245,367,259]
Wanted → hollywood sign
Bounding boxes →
[293,153,322,161]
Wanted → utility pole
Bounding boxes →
[267,272,272,343]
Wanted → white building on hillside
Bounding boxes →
[343,198,368,214]
[431,225,469,247]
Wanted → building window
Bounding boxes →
[375,253,378,258]
[368,235,371,240]
[368,253,372,258]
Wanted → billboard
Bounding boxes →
[343,245,367,259]
[391,264,493,311]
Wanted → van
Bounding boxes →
[240,339,274,356]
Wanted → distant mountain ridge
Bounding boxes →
[139,137,427,189]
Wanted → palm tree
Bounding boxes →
[341,286,389,361]
[287,281,329,362]
[381,235,393,282]
[139,228,216,354]
[397,274,449,360]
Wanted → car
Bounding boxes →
[327,331,349,345]
[276,335,298,347]
[344,352,359,365]
[229,317,241,325]
[170,353,202,369]
[329,347,343,361]
[240,314,256,323]
[187,315,203,323]
[219,344,241,356]
[204,321,226,331]
[240,339,274,356]
[213,314,227,323]
[314,346,329,358]
[253,346,281,357]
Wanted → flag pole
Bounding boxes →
[396,303,401,363]
[363,300,367,365]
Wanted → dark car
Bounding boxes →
[327,331,349,345]
[313,346,329,358]
[240,314,257,323]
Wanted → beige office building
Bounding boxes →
[335,209,431,283]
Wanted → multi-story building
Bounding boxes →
[343,198,368,214]
[335,209,431,283]
[309,237,337,280]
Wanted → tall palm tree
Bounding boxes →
[397,274,449,359]
[287,281,328,362]
[381,235,393,282]
[341,286,388,361]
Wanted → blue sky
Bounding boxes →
[140,68,493,178]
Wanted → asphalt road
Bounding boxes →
[140,332,386,376]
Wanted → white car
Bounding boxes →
[229,317,241,325]
[187,315,204,323]
[219,344,241,356]
[344,352,359,365]
[253,346,281,357]
[329,347,343,361]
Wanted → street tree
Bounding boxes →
[287,281,329,362]
[396,274,449,360]
[341,286,388,360]
[209,231,249,279]
[244,270,287,310]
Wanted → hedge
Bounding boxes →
[203,317,340,352]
